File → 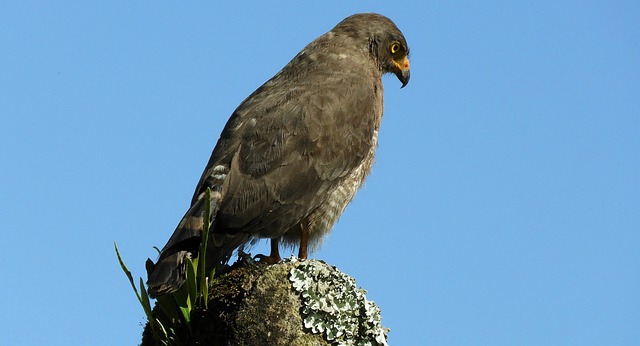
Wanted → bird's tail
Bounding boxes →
[145,190,248,298]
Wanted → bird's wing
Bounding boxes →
[194,66,377,238]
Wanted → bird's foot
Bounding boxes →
[253,238,282,264]
[253,253,281,265]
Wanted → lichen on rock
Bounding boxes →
[289,258,389,346]
[141,257,389,345]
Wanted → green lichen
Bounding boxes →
[289,259,389,346]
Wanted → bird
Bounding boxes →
[146,13,410,298]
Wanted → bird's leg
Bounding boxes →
[298,224,309,259]
[254,238,281,264]
[269,238,281,262]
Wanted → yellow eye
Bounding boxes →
[390,42,401,54]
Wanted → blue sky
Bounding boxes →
[2,1,639,345]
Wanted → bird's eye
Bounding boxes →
[390,42,401,54]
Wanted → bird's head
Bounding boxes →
[384,39,410,88]
[333,13,410,88]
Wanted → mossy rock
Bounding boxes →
[141,258,388,346]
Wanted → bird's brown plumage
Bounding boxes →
[146,13,410,297]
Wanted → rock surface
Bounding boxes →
[141,258,388,346]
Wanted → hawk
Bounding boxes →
[146,13,410,297]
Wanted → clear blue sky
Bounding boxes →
[1,1,638,345]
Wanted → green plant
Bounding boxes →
[115,188,215,345]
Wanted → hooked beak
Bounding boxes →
[392,55,411,88]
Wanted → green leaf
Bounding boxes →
[114,242,168,342]
[114,242,141,303]
[171,274,192,326]
[199,188,212,308]
[116,187,221,344]
[186,256,198,311]
[140,278,167,340]
[155,295,176,321]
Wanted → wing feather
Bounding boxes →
[193,52,377,239]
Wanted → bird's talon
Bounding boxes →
[254,254,281,265]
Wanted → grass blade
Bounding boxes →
[199,188,212,308]
[114,242,141,302]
